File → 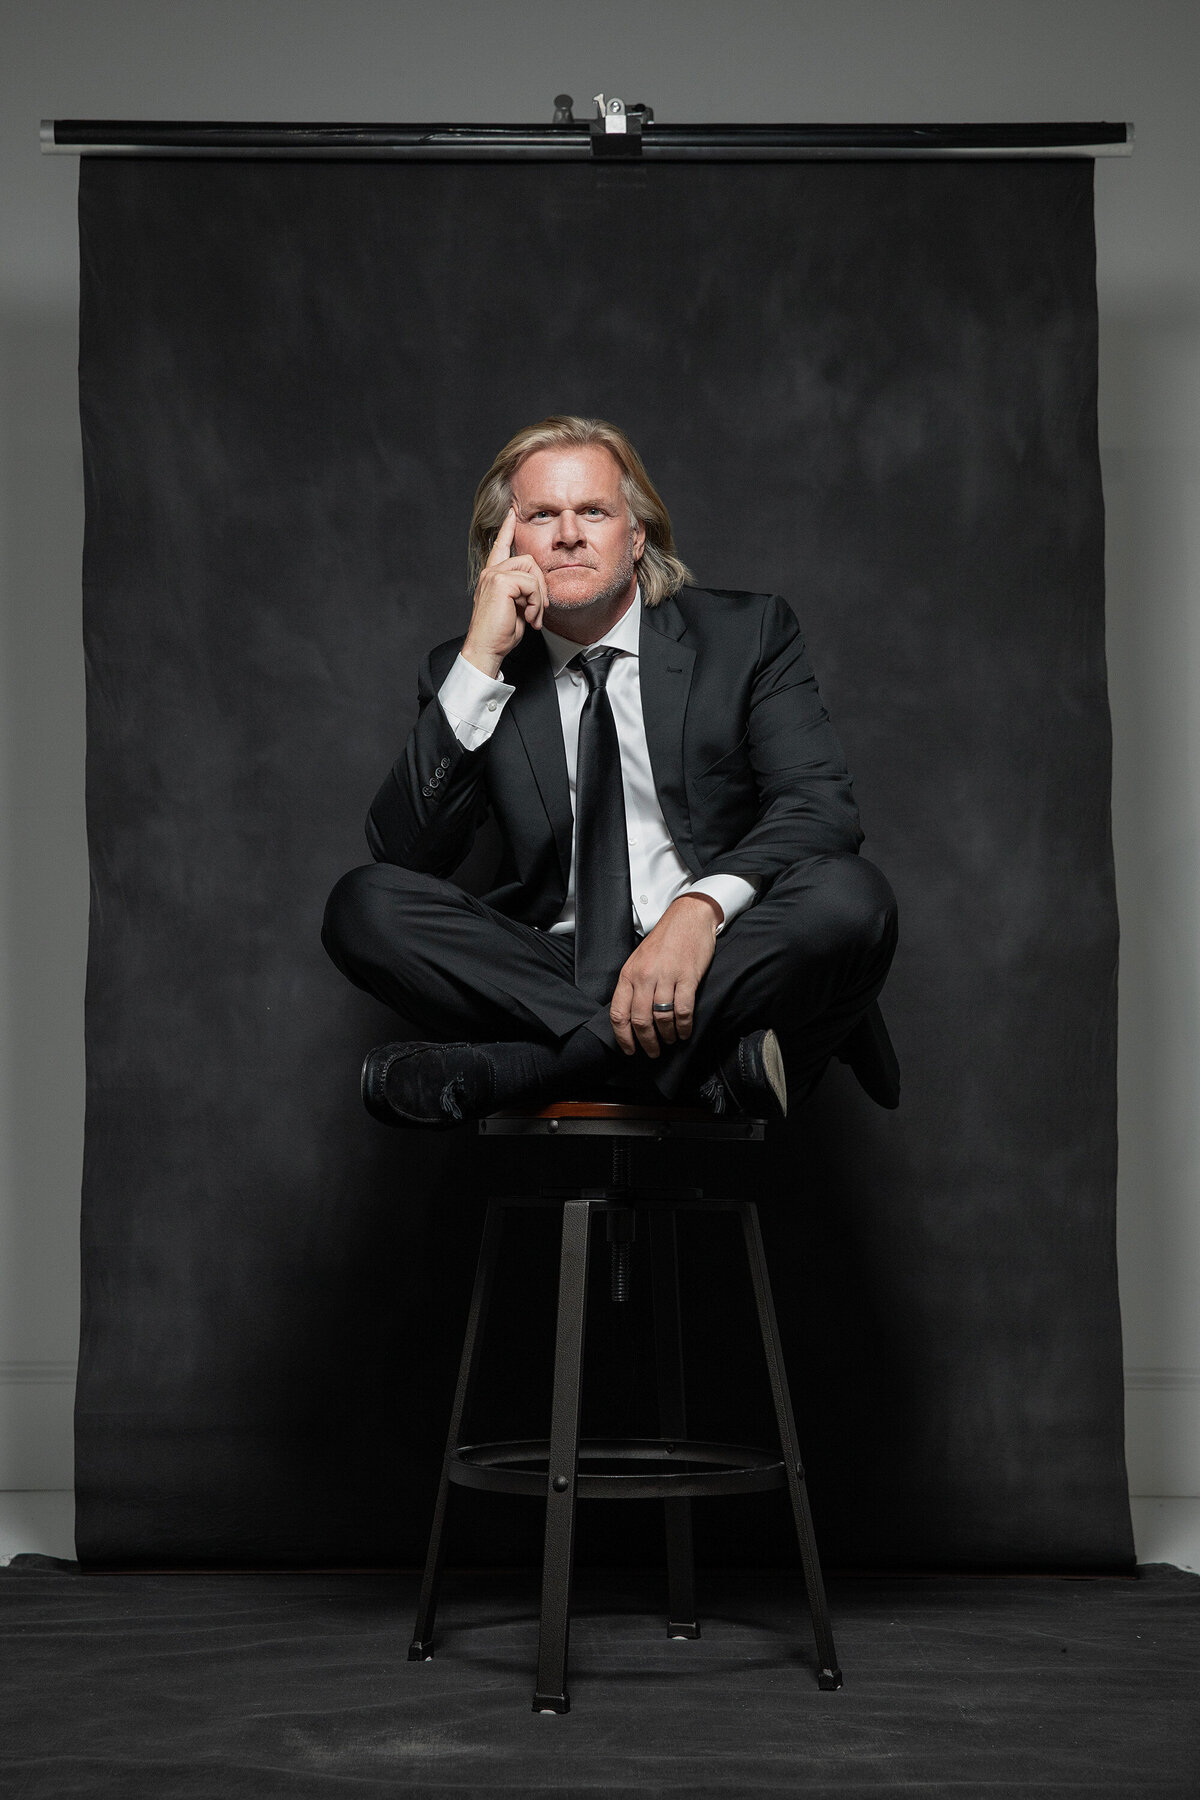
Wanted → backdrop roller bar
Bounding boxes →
[42,116,1132,160]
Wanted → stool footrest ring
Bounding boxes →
[448,1436,786,1500]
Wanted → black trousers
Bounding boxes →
[322,852,897,1103]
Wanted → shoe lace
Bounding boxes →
[699,1071,728,1115]
[440,1075,466,1122]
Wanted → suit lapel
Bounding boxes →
[639,597,699,874]
[502,629,574,890]
[502,595,699,891]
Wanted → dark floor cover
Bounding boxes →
[1,1559,1196,1797]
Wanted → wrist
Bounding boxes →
[461,640,504,681]
[673,891,723,931]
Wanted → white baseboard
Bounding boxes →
[0,1363,1196,1509]
[1,1490,1196,1573]
[0,1490,76,1563]
[0,1363,75,1489]
[1128,1496,1200,1573]
[1122,1369,1200,1496]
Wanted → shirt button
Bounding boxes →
[639,894,649,905]
[486,700,498,712]
[627,834,639,847]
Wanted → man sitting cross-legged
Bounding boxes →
[322,414,897,1127]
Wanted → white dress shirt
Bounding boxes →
[436,589,759,938]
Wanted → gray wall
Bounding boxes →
[1,0,1197,1509]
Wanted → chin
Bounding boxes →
[546,579,602,609]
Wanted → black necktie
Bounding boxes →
[571,648,635,1004]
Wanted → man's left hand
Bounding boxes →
[610,894,722,1058]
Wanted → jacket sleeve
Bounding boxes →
[696,594,863,882]
[365,645,492,874]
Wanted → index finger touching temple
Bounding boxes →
[485,506,517,567]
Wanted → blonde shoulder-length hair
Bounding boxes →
[467,415,692,609]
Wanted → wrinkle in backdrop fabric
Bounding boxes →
[75,157,1130,1570]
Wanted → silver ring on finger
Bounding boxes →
[652,1002,675,1014]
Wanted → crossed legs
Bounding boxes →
[322,853,897,1109]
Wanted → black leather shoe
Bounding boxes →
[699,1027,788,1122]
[834,1000,901,1109]
[361,1042,496,1129]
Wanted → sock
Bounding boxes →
[482,1024,621,1109]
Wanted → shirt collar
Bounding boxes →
[541,584,642,679]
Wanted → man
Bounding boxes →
[322,415,897,1127]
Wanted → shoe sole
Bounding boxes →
[361,1047,424,1127]
[761,1028,788,1120]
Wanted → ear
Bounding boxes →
[631,516,647,562]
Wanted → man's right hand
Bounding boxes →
[461,507,548,679]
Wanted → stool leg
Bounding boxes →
[739,1202,843,1691]
[532,1198,593,1714]
[409,1199,506,1661]
[649,1208,700,1639]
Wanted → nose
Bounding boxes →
[554,509,586,548]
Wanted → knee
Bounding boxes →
[787,853,898,960]
[833,854,897,943]
[321,862,438,964]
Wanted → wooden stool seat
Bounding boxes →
[493,1098,712,1117]
[479,1098,765,1139]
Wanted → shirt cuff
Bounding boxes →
[684,874,760,935]
[437,652,516,750]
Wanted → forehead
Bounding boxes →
[511,444,623,505]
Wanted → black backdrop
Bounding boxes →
[75,156,1132,1570]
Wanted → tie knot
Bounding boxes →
[572,647,621,692]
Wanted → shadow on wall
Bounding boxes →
[0,306,87,1483]
[1101,302,1200,1497]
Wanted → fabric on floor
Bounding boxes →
[2,1559,1196,1797]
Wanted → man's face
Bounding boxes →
[510,445,646,616]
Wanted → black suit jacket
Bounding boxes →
[367,586,863,926]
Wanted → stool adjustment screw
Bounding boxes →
[607,1206,636,1303]
[551,1475,569,1493]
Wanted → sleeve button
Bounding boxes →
[486,700,498,712]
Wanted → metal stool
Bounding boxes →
[408,1100,842,1713]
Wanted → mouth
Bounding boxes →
[548,562,595,572]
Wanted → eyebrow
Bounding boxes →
[519,497,612,513]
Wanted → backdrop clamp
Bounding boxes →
[590,95,651,159]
